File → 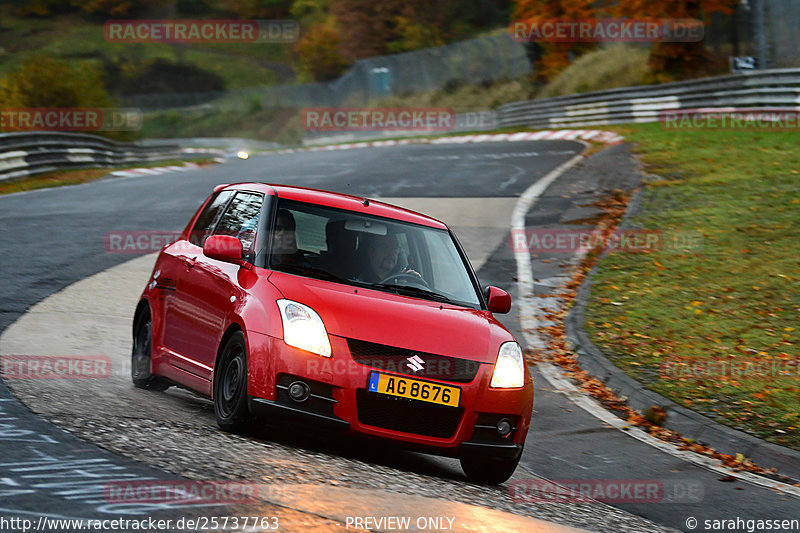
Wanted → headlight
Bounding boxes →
[277,300,331,357]
[490,341,525,388]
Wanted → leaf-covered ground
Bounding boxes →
[586,124,800,450]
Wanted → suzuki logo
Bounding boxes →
[406,355,425,372]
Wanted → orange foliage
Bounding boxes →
[512,0,738,81]
[294,24,349,82]
[511,0,597,82]
[612,0,738,79]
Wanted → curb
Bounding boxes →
[565,189,800,482]
[109,162,201,178]
[275,129,624,155]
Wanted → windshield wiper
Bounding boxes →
[371,283,455,304]
[275,264,349,284]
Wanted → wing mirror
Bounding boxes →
[485,286,511,314]
[203,235,243,265]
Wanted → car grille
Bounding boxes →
[346,338,481,383]
[356,389,462,439]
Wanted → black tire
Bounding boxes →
[213,331,251,433]
[460,451,522,485]
[131,309,170,391]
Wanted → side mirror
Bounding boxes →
[485,286,511,314]
[203,235,243,265]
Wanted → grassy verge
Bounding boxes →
[142,107,304,145]
[0,158,215,196]
[585,123,800,450]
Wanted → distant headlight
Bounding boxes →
[277,300,331,357]
[237,151,249,159]
[490,341,525,388]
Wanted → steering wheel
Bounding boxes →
[379,271,430,289]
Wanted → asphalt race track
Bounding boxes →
[1,141,798,532]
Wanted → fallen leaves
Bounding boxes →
[527,189,791,481]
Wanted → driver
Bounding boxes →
[358,232,420,283]
[270,209,308,267]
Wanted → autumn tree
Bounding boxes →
[290,0,331,27]
[219,0,294,19]
[330,0,403,62]
[294,23,348,81]
[0,55,111,110]
[13,0,163,17]
[612,0,737,80]
[511,0,598,82]
[330,0,500,62]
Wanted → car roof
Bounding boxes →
[222,183,449,230]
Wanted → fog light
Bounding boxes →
[288,381,311,402]
[496,418,513,437]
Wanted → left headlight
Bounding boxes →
[277,299,332,357]
[490,341,525,388]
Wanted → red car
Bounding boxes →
[132,183,533,483]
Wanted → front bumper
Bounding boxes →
[245,333,533,458]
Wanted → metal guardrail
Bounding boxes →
[497,68,800,129]
[301,68,800,145]
[0,132,181,182]
[302,111,499,146]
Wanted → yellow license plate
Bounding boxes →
[368,372,460,407]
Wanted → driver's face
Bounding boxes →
[273,215,297,254]
[368,235,399,280]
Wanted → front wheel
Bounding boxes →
[460,451,522,485]
[213,331,251,433]
[131,309,170,391]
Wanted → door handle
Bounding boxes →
[183,257,196,269]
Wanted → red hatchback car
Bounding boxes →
[132,183,533,483]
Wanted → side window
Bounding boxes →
[423,230,473,300]
[292,210,328,254]
[214,192,264,259]
[191,190,234,246]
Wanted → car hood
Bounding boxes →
[267,272,509,363]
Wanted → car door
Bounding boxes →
[173,191,265,379]
[161,190,234,366]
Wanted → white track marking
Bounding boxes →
[511,148,587,349]
[510,144,800,498]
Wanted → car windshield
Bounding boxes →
[267,199,482,308]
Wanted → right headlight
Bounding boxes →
[277,299,332,357]
[490,341,525,388]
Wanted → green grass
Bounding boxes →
[539,44,651,98]
[585,123,800,450]
[373,77,539,111]
[141,106,304,145]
